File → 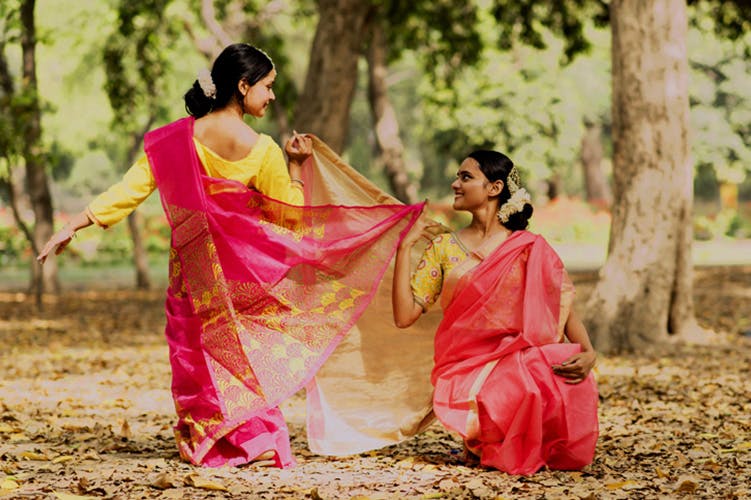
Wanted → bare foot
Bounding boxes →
[247,450,275,467]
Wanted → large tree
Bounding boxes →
[101,0,181,289]
[193,0,483,203]
[364,0,483,203]
[292,0,373,154]
[490,0,751,352]
[584,0,697,352]
[365,19,417,203]
[0,0,57,299]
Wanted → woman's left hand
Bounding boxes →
[552,350,596,384]
[37,226,76,264]
[285,131,312,163]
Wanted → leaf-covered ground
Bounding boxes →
[0,266,750,499]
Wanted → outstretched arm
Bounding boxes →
[552,308,597,384]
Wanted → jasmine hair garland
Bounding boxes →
[197,68,216,99]
[497,166,531,224]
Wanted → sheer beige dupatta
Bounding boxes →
[303,137,440,455]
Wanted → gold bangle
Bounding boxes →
[290,178,304,187]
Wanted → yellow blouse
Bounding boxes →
[87,134,303,227]
[411,232,576,337]
[410,233,470,311]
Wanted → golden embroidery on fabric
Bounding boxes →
[165,199,377,423]
[167,202,266,418]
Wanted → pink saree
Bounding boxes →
[144,118,427,467]
[431,230,598,475]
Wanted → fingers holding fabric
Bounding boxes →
[285,130,312,162]
[401,211,446,250]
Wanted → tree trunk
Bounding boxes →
[20,0,58,294]
[0,169,41,308]
[293,0,373,153]
[584,0,697,353]
[127,211,151,289]
[366,20,418,204]
[124,118,155,290]
[580,122,612,209]
[546,174,562,202]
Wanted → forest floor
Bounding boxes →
[0,266,750,499]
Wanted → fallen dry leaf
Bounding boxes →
[150,472,180,490]
[0,478,19,491]
[53,492,99,500]
[0,423,16,433]
[119,420,132,440]
[0,268,748,499]
[183,472,228,491]
[674,476,700,494]
[19,451,49,461]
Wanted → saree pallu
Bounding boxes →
[145,118,434,467]
[431,231,598,475]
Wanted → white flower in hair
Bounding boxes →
[497,188,531,224]
[197,68,216,99]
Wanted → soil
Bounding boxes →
[0,266,749,499]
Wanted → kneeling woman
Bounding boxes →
[392,150,599,475]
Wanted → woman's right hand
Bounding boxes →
[37,226,75,264]
[552,350,596,384]
[400,212,446,251]
[285,131,312,163]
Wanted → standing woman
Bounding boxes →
[38,44,313,468]
[393,150,599,474]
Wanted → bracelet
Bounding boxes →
[290,178,304,187]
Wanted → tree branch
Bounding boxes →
[182,19,219,61]
[201,0,233,48]
[0,167,37,255]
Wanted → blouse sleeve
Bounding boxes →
[86,155,156,228]
[410,237,444,312]
[255,140,304,206]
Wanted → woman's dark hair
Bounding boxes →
[184,44,274,118]
[467,149,533,231]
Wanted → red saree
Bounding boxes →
[144,118,425,467]
[431,230,598,475]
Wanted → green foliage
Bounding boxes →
[190,0,318,134]
[694,208,751,240]
[62,150,118,196]
[490,0,608,62]
[0,218,25,265]
[529,197,611,245]
[688,10,751,185]
[688,0,751,44]
[102,0,177,132]
[0,0,36,169]
[382,0,483,81]
[414,10,611,199]
[48,140,75,181]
